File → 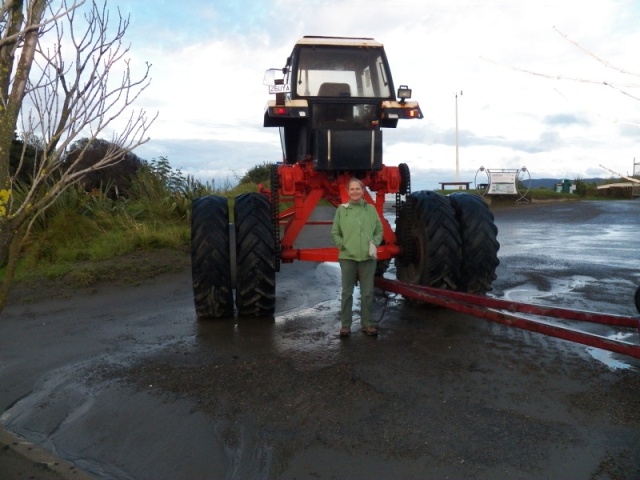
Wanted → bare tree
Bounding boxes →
[0,0,156,311]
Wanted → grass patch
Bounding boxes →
[6,155,626,297]
[1,160,262,290]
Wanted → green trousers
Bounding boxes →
[339,258,377,328]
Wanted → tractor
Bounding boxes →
[190,36,500,319]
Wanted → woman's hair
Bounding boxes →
[347,178,364,189]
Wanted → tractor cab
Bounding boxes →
[264,36,422,171]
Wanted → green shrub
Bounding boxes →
[4,156,265,283]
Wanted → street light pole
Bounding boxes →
[455,91,463,183]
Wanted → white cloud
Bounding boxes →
[123,0,640,184]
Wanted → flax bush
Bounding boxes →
[5,157,264,283]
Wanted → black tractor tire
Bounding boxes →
[234,192,277,317]
[396,191,461,290]
[448,192,500,294]
[398,163,410,195]
[191,195,234,319]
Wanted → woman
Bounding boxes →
[331,178,383,337]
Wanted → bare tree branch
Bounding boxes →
[0,0,157,311]
[0,0,84,49]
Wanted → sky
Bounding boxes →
[113,0,639,191]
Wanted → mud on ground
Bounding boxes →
[2,200,640,479]
[93,297,640,479]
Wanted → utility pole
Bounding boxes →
[455,91,463,183]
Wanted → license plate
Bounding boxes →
[269,84,291,94]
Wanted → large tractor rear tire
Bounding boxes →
[448,192,500,294]
[234,192,277,317]
[191,195,234,319]
[396,191,461,290]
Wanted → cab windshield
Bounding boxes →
[294,46,392,99]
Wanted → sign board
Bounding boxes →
[476,166,529,202]
[488,171,517,195]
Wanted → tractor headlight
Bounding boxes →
[397,85,412,102]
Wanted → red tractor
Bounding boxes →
[190,36,500,319]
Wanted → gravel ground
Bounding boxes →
[1,199,639,479]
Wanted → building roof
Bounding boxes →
[596,182,637,189]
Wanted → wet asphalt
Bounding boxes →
[1,198,639,479]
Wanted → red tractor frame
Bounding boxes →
[190,36,500,319]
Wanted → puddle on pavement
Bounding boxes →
[500,281,639,371]
[586,332,638,371]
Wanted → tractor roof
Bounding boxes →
[296,36,384,48]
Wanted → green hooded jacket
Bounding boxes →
[331,199,383,261]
